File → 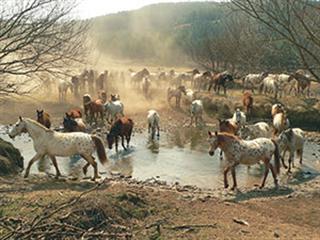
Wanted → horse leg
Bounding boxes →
[126,134,131,148]
[49,155,61,179]
[298,149,303,164]
[157,124,160,138]
[223,165,231,188]
[82,162,90,175]
[115,136,119,153]
[24,153,44,178]
[288,152,293,173]
[121,136,127,151]
[268,162,278,188]
[148,123,151,134]
[82,154,100,180]
[230,165,238,191]
[220,150,223,161]
[190,115,193,126]
[224,85,226,95]
[281,149,288,169]
[260,160,270,188]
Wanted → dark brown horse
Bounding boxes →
[36,110,51,129]
[83,94,104,124]
[243,92,253,115]
[107,117,134,153]
[63,113,86,132]
[208,72,234,95]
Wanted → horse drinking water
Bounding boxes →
[9,117,108,180]
[207,131,281,190]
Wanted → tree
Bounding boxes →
[232,0,320,81]
[0,0,88,97]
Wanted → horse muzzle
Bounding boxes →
[209,151,215,156]
[8,134,15,139]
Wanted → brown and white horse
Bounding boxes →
[167,85,186,108]
[83,94,104,124]
[208,131,281,190]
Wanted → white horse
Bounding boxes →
[232,108,246,127]
[58,79,73,102]
[208,131,280,190]
[8,117,108,180]
[147,110,160,140]
[243,72,268,93]
[104,100,124,124]
[273,112,290,136]
[277,128,305,173]
[190,100,204,127]
[260,75,284,98]
[142,76,151,98]
[185,88,195,102]
[239,122,271,140]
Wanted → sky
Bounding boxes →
[75,0,211,19]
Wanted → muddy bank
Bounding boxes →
[0,137,23,175]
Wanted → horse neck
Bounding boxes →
[217,134,239,152]
[25,120,47,139]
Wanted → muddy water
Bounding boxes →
[1,125,320,189]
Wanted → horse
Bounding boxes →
[105,100,124,124]
[260,75,284,99]
[167,85,186,108]
[208,71,234,95]
[277,128,305,173]
[142,76,151,98]
[193,71,212,91]
[271,103,284,118]
[190,100,204,127]
[147,110,160,140]
[88,69,96,93]
[207,131,281,190]
[231,108,246,128]
[99,90,107,103]
[239,122,271,140]
[63,114,86,132]
[8,117,108,180]
[36,110,51,129]
[82,94,104,124]
[66,109,82,119]
[58,79,73,102]
[243,92,253,115]
[185,88,195,102]
[131,68,150,87]
[291,71,311,97]
[106,117,133,153]
[242,72,268,93]
[96,70,108,91]
[273,112,290,136]
[110,94,120,102]
[71,76,80,98]
[79,69,89,92]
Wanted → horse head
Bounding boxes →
[193,69,200,75]
[207,131,219,156]
[36,110,44,120]
[83,94,92,105]
[9,116,27,139]
[63,116,77,132]
[178,85,187,95]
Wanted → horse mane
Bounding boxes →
[218,132,241,141]
[25,118,53,132]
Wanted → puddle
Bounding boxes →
[1,125,320,189]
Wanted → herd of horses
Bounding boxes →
[8,66,315,190]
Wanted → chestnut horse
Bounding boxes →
[106,117,134,153]
[36,110,51,129]
[83,94,104,124]
[243,92,253,115]
[66,109,82,119]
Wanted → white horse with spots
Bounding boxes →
[243,72,268,93]
[207,131,281,190]
[104,100,124,124]
[190,100,204,127]
[239,122,272,140]
[231,108,246,128]
[147,110,160,140]
[58,79,73,102]
[277,128,305,173]
[8,117,108,180]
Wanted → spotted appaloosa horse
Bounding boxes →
[208,131,281,190]
[9,117,108,180]
[106,117,133,153]
[36,110,51,129]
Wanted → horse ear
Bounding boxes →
[208,131,212,137]
[19,116,22,121]
[36,110,39,113]
[215,131,218,136]
[40,110,43,113]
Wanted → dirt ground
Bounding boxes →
[1,83,320,239]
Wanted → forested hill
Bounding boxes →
[89,2,224,65]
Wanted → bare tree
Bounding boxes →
[232,0,320,82]
[0,0,89,97]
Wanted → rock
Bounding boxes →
[233,218,249,226]
[0,138,23,175]
[274,231,280,238]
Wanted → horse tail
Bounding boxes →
[91,135,108,165]
[271,139,280,174]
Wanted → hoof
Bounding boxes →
[224,184,229,189]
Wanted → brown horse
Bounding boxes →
[243,92,253,115]
[107,117,134,153]
[208,72,234,95]
[66,109,82,119]
[83,94,104,124]
[218,118,239,161]
[36,110,51,129]
[63,113,86,132]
